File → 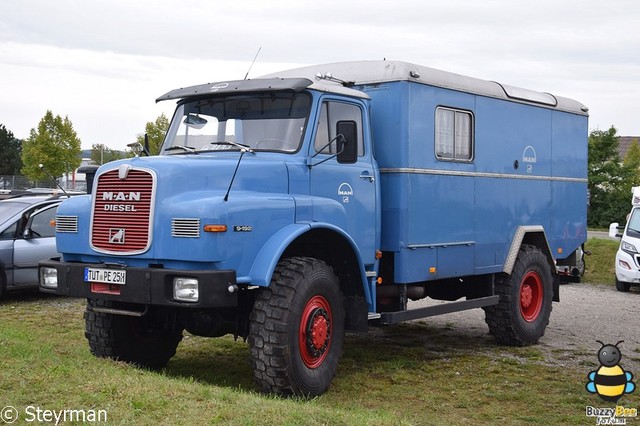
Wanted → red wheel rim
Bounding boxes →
[519,271,543,322]
[299,295,332,369]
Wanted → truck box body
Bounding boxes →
[40,61,588,397]
[268,61,588,284]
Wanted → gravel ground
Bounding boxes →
[409,282,640,372]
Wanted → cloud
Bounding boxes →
[0,0,639,149]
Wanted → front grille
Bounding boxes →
[91,168,155,254]
[172,218,201,238]
[56,215,78,233]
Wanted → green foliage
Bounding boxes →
[583,237,618,285]
[623,139,640,190]
[587,127,639,227]
[135,113,169,155]
[21,111,82,181]
[91,143,125,165]
[0,123,22,175]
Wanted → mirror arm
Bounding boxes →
[308,134,345,168]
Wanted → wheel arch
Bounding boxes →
[504,226,555,274]
[248,223,371,306]
[503,226,559,302]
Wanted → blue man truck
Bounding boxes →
[40,60,588,396]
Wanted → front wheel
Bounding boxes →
[484,244,553,346]
[84,299,183,369]
[616,278,631,292]
[248,257,345,397]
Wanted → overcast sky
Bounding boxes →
[1,0,639,151]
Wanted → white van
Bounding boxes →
[609,186,640,291]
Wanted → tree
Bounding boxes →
[91,143,125,165]
[134,113,169,155]
[21,111,82,182]
[586,126,639,227]
[0,124,22,175]
[622,139,640,191]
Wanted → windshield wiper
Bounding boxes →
[201,141,254,153]
[627,226,640,235]
[164,145,197,154]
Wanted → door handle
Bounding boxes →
[359,173,375,183]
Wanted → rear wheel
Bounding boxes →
[84,299,183,369]
[484,244,553,346]
[249,257,344,397]
[616,278,631,292]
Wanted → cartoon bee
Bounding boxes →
[586,340,636,403]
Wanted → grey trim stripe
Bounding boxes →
[379,167,587,183]
[406,241,475,250]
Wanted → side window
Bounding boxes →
[314,101,364,157]
[0,221,18,240]
[29,206,58,238]
[435,107,473,161]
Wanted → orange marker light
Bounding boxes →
[203,224,228,233]
[429,267,436,274]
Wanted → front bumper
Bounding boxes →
[39,259,238,308]
[615,250,640,284]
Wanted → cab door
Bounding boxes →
[309,98,378,266]
[13,204,59,286]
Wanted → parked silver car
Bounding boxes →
[0,195,64,298]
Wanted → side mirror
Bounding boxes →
[77,165,99,194]
[23,228,33,239]
[609,222,623,239]
[336,120,357,164]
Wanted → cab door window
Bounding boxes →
[314,101,364,158]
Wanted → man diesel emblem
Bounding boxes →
[109,228,125,244]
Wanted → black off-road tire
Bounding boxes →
[84,299,183,369]
[616,278,631,292]
[484,244,553,346]
[248,257,345,397]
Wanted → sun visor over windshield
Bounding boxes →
[156,78,314,103]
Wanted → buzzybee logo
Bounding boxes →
[584,340,637,425]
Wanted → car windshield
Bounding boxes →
[161,92,311,154]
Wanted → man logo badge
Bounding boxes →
[109,228,125,244]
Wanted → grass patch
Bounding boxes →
[0,294,614,425]
[583,237,619,285]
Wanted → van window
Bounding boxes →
[435,107,473,161]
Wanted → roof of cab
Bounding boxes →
[156,76,369,103]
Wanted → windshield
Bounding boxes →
[162,92,311,154]
[627,208,640,237]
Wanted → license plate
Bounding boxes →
[84,267,126,285]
